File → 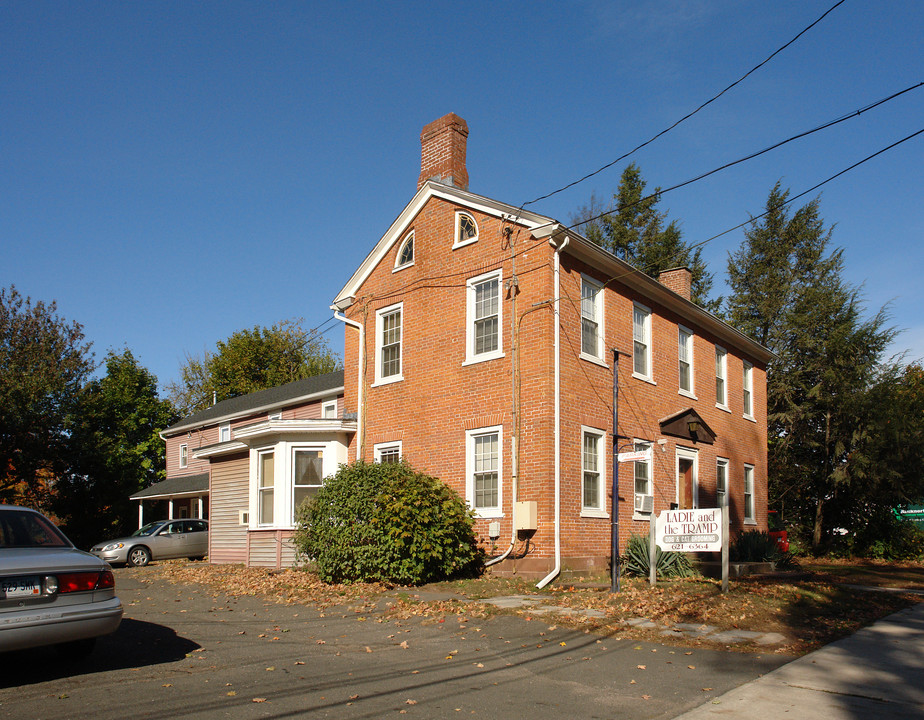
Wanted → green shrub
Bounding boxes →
[293,460,485,585]
[621,534,696,578]
[729,530,780,563]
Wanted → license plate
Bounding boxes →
[1,576,41,599]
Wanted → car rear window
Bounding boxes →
[0,509,71,548]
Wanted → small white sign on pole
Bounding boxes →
[655,508,723,553]
[617,448,652,463]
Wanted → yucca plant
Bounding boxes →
[621,534,696,578]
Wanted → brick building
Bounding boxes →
[331,113,771,580]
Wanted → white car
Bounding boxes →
[0,505,123,657]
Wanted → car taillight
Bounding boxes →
[50,571,115,594]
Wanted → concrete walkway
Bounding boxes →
[672,601,924,719]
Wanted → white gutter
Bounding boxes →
[333,310,365,460]
[537,234,569,589]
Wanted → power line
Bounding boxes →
[522,0,847,208]
[566,82,923,233]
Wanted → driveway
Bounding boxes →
[0,566,788,719]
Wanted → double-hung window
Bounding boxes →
[716,458,728,508]
[581,428,606,514]
[219,424,231,443]
[258,450,275,525]
[743,361,754,419]
[467,427,502,516]
[633,303,652,380]
[715,346,728,408]
[375,303,403,384]
[633,441,653,515]
[292,449,323,520]
[466,271,502,363]
[581,277,604,361]
[179,444,188,469]
[744,464,755,523]
[678,326,694,396]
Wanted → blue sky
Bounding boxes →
[3,1,922,391]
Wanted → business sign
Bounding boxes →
[894,505,924,529]
[617,448,652,463]
[655,508,723,553]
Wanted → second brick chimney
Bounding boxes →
[418,113,469,191]
[658,267,693,301]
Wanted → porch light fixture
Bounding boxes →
[687,420,700,435]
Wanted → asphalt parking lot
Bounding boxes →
[0,566,788,719]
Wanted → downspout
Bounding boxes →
[537,234,569,589]
[333,310,365,461]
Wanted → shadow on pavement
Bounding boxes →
[0,618,199,688]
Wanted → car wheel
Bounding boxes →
[128,546,151,567]
[57,638,96,660]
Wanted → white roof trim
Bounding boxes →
[232,418,358,441]
[332,181,554,308]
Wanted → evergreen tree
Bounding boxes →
[571,164,718,310]
[725,184,896,550]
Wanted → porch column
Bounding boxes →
[138,502,144,529]
[168,499,174,519]
[197,496,204,519]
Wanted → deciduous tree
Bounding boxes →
[0,286,93,510]
[167,319,341,415]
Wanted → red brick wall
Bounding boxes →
[339,193,768,571]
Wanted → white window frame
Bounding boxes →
[268,411,282,421]
[716,457,728,509]
[453,211,479,249]
[374,441,403,464]
[581,427,608,517]
[743,361,754,420]
[632,303,653,382]
[465,270,503,365]
[374,302,404,385]
[678,325,695,398]
[580,275,605,364]
[633,440,653,520]
[394,231,414,271]
[219,423,231,443]
[466,425,503,518]
[291,446,324,522]
[257,448,275,526]
[321,400,338,419]
[744,464,756,524]
[179,443,188,469]
[715,345,729,410]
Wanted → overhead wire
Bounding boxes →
[522,0,848,208]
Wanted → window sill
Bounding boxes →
[715,403,731,414]
[463,352,505,367]
[743,414,757,423]
[580,353,609,369]
[452,238,478,250]
[744,519,757,526]
[679,389,697,401]
[392,262,414,274]
[371,375,404,388]
[581,509,609,519]
[475,510,504,520]
[632,512,652,522]
[632,372,657,386]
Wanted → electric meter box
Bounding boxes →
[515,501,537,531]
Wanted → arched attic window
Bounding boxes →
[395,231,414,270]
[454,211,478,248]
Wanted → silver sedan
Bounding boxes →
[0,505,123,657]
[91,519,208,567]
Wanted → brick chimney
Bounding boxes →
[418,113,469,191]
[658,267,693,300]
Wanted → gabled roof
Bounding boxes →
[162,371,344,437]
[331,180,554,309]
[131,473,209,500]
